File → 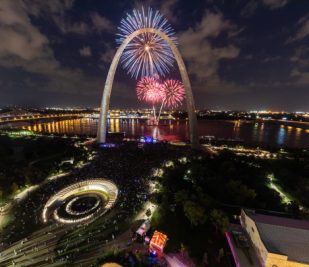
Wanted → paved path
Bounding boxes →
[0,223,69,266]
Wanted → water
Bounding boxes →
[18,118,309,149]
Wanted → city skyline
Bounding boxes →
[0,0,309,110]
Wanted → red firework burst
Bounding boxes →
[162,79,185,108]
[136,77,165,104]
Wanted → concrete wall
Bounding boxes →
[240,210,268,266]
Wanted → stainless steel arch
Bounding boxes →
[97,27,199,148]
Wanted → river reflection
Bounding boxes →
[19,118,309,148]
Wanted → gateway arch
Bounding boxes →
[97,27,199,148]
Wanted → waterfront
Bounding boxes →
[16,118,309,148]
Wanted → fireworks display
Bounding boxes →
[117,7,177,79]
[136,77,165,104]
[136,77,185,109]
[162,79,185,108]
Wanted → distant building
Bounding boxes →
[239,209,309,267]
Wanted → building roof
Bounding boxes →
[245,210,309,264]
[246,211,309,230]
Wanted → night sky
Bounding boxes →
[0,0,308,111]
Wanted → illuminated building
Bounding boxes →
[236,209,309,267]
[149,230,168,255]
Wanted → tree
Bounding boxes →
[151,208,163,227]
[287,201,301,217]
[226,180,256,205]
[183,200,207,226]
[210,209,229,234]
[174,190,189,204]
[217,248,225,263]
[10,182,19,195]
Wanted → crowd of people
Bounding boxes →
[54,142,190,263]
[0,140,190,265]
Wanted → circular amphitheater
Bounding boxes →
[42,179,118,224]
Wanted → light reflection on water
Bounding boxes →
[18,118,309,148]
[277,126,286,145]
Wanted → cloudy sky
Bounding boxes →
[0,0,308,111]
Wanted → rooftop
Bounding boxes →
[245,210,309,264]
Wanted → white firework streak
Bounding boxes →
[116,7,177,79]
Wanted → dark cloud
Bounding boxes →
[159,0,179,24]
[101,46,115,64]
[90,12,114,32]
[79,46,92,57]
[241,0,289,18]
[178,11,241,93]
[241,0,259,18]
[287,15,309,43]
[23,0,90,35]
[261,56,281,63]
[0,0,102,98]
[262,0,289,9]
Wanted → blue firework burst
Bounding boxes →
[116,7,177,79]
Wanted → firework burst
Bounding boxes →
[117,7,177,79]
[162,79,185,108]
[136,76,165,105]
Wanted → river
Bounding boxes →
[14,118,309,149]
